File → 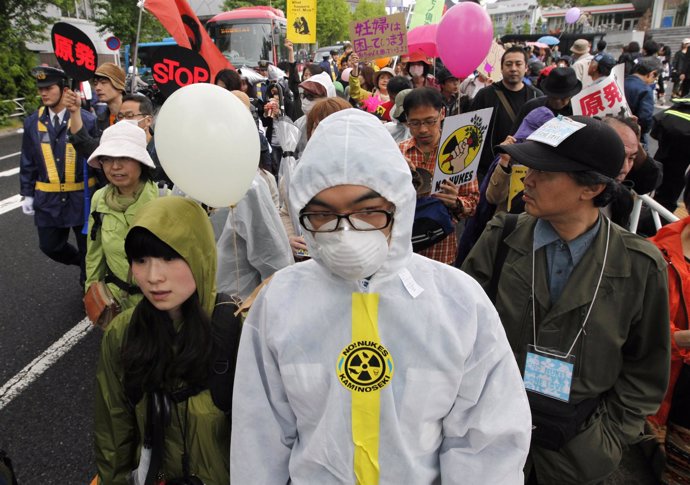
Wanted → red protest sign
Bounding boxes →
[150,45,211,98]
[51,22,97,81]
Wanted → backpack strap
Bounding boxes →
[90,210,102,241]
[494,88,517,124]
[487,214,519,303]
[207,293,243,415]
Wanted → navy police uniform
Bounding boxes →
[19,67,98,282]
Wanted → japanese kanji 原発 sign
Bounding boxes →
[348,13,408,62]
[51,22,97,82]
[572,64,631,118]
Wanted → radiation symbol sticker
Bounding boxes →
[438,124,482,175]
[337,341,394,392]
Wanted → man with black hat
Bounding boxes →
[462,116,670,485]
[64,62,126,159]
[20,66,98,284]
[511,67,582,134]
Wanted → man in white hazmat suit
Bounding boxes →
[230,109,531,484]
[215,171,294,301]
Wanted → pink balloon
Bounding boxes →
[407,24,439,59]
[436,3,493,78]
[565,7,581,24]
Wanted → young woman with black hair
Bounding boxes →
[95,197,242,485]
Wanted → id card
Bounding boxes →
[523,345,575,402]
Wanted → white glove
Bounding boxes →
[22,196,35,215]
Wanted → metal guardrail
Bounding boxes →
[1,98,27,118]
[629,192,680,234]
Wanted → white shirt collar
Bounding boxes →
[48,108,66,125]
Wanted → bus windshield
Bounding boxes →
[209,20,286,67]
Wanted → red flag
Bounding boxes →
[144,0,232,81]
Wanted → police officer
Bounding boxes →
[19,66,98,284]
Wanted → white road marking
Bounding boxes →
[0,317,93,411]
[0,194,22,215]
[0,151,20,161]
[0,167,19,177]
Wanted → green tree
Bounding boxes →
[536,17,543,32]
[0,0,73,104]
[504,19,514,34]
[351,0,386,22]
[222,0,287,13]
[93,1,168,48]
[521,20,531,34]
[316,0,351,46]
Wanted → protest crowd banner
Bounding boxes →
[431,108,493,193]
[348,13,407,62]
[51,22,97,83]
[409,0,445,29]
[477,40,505,83]
[287,0,317,44]
[150,45,211,98]
[144,0,231,80]
[572,64,631,118]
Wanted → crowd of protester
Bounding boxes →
[13,32,690,485]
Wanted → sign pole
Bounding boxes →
[131,0,145,93]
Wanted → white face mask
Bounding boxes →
[119,118,144,128]
[301,97,316,114]
[306,219,390,280]
[409,65,424,77]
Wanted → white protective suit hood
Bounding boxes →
[303,71,336,98]
[289,109,415,280]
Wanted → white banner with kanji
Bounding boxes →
[572,64,631,118]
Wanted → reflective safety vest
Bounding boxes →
[35,107,96,193]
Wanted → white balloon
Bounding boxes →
[155,83,260,207]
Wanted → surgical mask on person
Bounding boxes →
[301,97,317,114]
[308,219,389,280]
[119,118,144,128]
[409,65,424,77]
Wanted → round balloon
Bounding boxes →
[436,3,493,78]
[155,83,259,207]
[374,57,391,69]
[565,7,581,24]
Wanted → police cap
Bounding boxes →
[31,66,68,88]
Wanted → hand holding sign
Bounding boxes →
[155,83,259,207]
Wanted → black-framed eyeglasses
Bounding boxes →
[406,117,439,129]
[116,112,146,121]
[299,209,395,232]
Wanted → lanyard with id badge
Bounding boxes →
[523,217,611,403]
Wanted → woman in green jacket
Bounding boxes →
[95,196,241,485]
[85,121,160,310]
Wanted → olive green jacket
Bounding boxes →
[94,198,229,485]
[84,181,160,309]
[462,213,671,445]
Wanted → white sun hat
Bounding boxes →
[87,120,156,169]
